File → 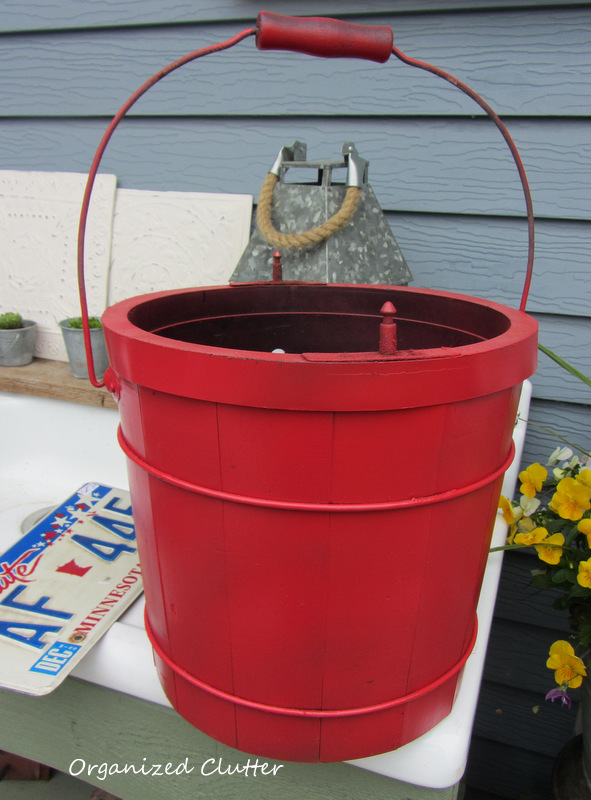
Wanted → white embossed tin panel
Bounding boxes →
[108,188,253,305]
[0,170,117,361]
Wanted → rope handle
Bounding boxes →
[256,173,361,249]
[78,11,534,389]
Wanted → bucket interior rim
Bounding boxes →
[107,282,534,364]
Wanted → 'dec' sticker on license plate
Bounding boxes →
[0,483,143,695]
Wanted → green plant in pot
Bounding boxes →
[0,312,37,367]
[58,315,109,380]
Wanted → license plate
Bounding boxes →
[0,483,143,695]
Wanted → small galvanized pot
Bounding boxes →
[59,319,109,380]
[0,321,37,367]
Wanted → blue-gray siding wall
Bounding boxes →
[2,2,590,797]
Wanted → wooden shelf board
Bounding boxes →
[0,358,117,409]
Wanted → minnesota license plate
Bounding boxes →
[0,483,143,695]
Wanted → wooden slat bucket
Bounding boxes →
[100,282,537,761]
[77,11,539,762]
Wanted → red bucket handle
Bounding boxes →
[255,11,393,62]
[78,11,534,389]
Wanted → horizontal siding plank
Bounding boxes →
[493,551,573,628]
[522,399,591,465]
[2,9,590,118]
[0,5,588,800]
[0,171,586,318]
[1,118,589,220]
[530,315,591,405]
[393,215,591,317]
[462,790,505,800]
[466,735,559,799]
[472,683,576,757]
[482,619,575,692]
[3,1,590,33]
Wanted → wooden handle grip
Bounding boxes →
[255,11,393,63]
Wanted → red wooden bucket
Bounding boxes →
[100,282,537,761]
[77,12,539,762]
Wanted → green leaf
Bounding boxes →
[539,343,591,390]
[578,624,591,647]
[565,526,585,546]
[551,568,577,585]
[532,572,556,590]
[552,595,572,611]
[552,569,572,584]
[571,585,591,598]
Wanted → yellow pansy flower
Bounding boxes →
[546,640,587,688]
[513,527,564,564]
[499,495,516,525]
[577,469,591,490]
[534,533,564,565]
[548,447,573,466]
[519,494,541,517]
[578,557,591,589]
[519,463,547,498]
[499,495,520,542]
[578,518,591,547]
[518,517,536,533]
[514,526,549,547]
[551,477,591,522]
[547,447,573,466]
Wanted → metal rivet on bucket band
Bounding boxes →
[118,424,515,514]
[145,609,477,719]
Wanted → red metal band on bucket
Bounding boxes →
[118,424,514,513]
[145,609,477,719]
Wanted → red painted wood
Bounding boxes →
[255,11,393,63]
[104,282,537,761]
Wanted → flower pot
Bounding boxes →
[0,321,37,367]
[59,319,108,380]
